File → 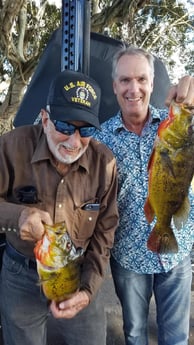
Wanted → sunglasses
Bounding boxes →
[52,120,96,137]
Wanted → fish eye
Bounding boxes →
[66,241,72,250]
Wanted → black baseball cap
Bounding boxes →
[47,70,101,129]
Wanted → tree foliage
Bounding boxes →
[91,0,194,80]
[0,0,193,121]
[0,0,60,119]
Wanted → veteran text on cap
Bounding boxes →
[47,70,101,129]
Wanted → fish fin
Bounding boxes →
[191,176,194,193]
[36,277,52,287]
[157,103,175,137]
[147,148,156,172]
[147,224,178,254]
[173,197,190,230]
[160,151,175,178]
[38,272,58,284]
[144,198,155,223]
[147,227,161,252]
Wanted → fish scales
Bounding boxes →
[34,221,83,302]
[144,101,194,254]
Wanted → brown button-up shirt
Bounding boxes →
[0,124,119,300]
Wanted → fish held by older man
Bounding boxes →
[34,221,84,302]
[144,101,194,254]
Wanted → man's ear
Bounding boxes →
[41,109,49,133]
[113,81,117,95]
[151,79,154,93]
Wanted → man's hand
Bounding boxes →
[19,207,53,241]
[165,75,194,107]
[50,291,90,319]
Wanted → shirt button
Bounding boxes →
[61,179,64,184]
[88,217,92,221]
[59,204,62,208]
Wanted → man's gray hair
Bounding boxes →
[112,45,155,81]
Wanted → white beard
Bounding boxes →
[46,128,87,164]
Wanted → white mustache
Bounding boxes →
[59,142,79,151]
[126,97,141,101]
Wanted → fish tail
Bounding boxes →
[147,224,178,254]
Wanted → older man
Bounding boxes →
[0,70,119,345]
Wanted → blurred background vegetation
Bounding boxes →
[0,0,193,125]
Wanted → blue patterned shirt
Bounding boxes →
[94,105,194,273]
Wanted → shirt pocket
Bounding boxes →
[70,200,100,248]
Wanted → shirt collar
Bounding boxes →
[149,104,164,123]
[112,105,163,133]
[111,112,125,133]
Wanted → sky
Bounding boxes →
[46,0,194,11]
[37,0,194,16]
[46,0,61,7]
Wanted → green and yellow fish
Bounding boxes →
[34,221,83,302]
[144,101,194,254]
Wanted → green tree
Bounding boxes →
[0,0,60,122]
[0,0,193,123]
[91,0,194,81]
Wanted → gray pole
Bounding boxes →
[61,0,91,74]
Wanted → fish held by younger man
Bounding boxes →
[144,101,194,254]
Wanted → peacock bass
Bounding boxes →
[34,221,84,302]
[144,101,194,254]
